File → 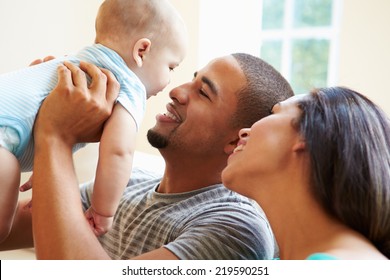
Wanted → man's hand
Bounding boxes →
[29,56,56,66]
[34,61,119,147]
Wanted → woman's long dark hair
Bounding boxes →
[298,87,390,258]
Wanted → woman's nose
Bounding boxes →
[239,128,250,138]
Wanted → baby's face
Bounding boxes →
[137,26,188,98]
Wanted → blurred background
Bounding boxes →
[0,0,389,259]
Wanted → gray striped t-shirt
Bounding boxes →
[80,167,275,260]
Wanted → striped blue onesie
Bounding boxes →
[0,44,146,172]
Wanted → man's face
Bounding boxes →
[147,55,246,157]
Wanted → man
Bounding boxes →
[2,54,293,259]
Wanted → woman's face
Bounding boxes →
[221,95,305,199]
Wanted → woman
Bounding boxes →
[222,87,390,260]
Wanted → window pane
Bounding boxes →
[293,0,333,28]
[260,40,282,71]
[291,39,329,94]
[262,0,285,29]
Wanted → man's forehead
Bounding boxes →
[206,55,238,69]
[198,55,243,82]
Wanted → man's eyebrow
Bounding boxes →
[201,76,218,95]
[194,71,218,95]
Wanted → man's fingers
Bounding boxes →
[55,64,73,91]
[29,59,44,66]
[43,56,55,62]
[79,61,119,108]
[100,67,120,107]
[63,61,88,87]
[29,56,55,66]
[79,61,106,90]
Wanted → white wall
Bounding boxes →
[198,0,262,67]
[0,0,102,73]
[338,0,390,114]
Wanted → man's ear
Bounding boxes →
[133,38,151,67]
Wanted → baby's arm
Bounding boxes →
[85,103,137,236]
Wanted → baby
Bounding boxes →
[0,0,187,240]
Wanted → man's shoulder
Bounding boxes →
[186,184,265,221]
[128,166,163,186]
[199,184,255,206]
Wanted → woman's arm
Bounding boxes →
[32,61,118,259]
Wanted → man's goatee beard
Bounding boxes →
[147,129,168,149]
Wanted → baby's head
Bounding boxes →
[95,0,188,98]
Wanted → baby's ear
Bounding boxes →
[133,38,152,67]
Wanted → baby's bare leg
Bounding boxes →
[0,147,20,243]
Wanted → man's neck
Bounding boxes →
[157,159,224,194]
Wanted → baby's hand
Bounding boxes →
[84,207,114,237]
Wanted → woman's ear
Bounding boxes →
[292,139,306,152]
[133,38,152,67]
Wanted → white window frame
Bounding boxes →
[198,0,342,89]
[260,0,343,88]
